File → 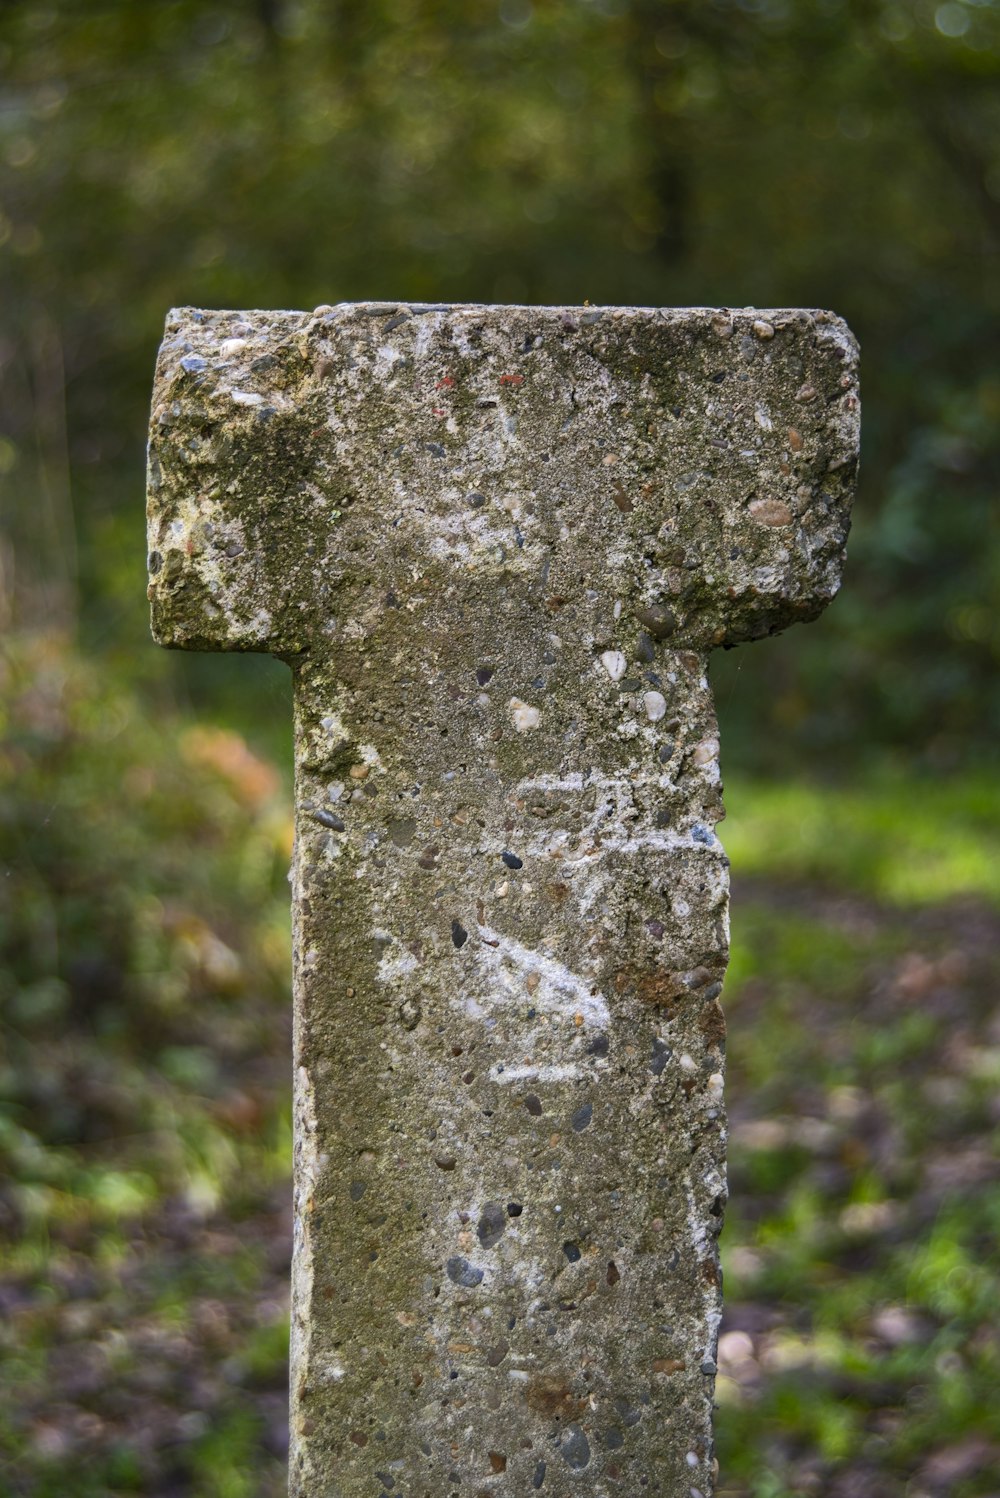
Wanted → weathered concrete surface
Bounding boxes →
[147,303,858,1498]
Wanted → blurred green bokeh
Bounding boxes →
[1,2,999,1494]
[2,0,999,766]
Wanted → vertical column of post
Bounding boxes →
[288,615,729,1498]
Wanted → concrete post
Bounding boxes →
[146,303,858,1497]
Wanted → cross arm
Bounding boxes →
[146,303,858,657]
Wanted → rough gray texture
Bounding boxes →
[146,303,858,1498]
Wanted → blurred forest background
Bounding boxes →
[1,1,998,1495]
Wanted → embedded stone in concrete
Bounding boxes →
[146,302,859,1497]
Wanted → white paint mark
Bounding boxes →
[474,928,609,1026]
[377,947,420,985]
[516,771,588,792]
[489,1063,583,1085]
[356,742,384,770]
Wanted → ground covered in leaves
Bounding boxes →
[1,636,997,1497]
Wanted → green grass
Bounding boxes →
[715,770,1000,1496]
[2,635,998,1495]
[722,772,1000,904]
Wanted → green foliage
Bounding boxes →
[0,0,998,765]
[721,770,1000,902]
[0,634,292,1495]
[1,633,997,1493]
[717,779,1000,1493]
[1,3,999,1492]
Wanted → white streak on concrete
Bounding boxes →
[489,1062,584,1084]
[377,947,421,985]
[474,928,609,1026]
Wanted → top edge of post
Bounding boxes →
[165,302,855,331]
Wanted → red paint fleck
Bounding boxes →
[435,376,455,389]
[500,373,524,386]
[432,407,446,417]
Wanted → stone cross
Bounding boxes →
[146,303,858,1498]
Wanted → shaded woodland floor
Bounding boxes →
[2,637,998,1497]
